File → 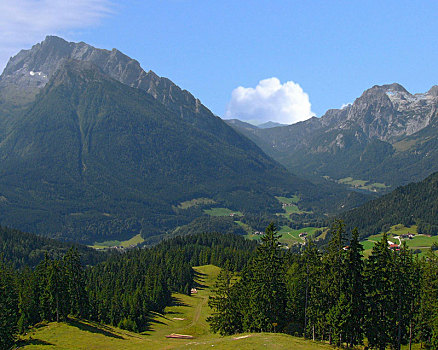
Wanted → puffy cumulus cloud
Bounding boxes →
[225,77,314,125]
[0,0,113,71]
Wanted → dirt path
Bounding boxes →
[190,294,208,327]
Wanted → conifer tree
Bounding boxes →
[364,232,395,350]
[416,249,438,348]
[243,223,287,332]
[392,242,417,350]
[300,239,323,340]
[0,257,18,350]
[207,265,242,335]
[64,248,87,317]
[323,220,347,345]
[342,227,365,347]
[17,267,41,332]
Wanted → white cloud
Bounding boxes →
[0,0,113,72]
[341,102,352,109]
[225,77,314,125]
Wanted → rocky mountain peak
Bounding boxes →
[428,85,438,97]
[0,36,218,129]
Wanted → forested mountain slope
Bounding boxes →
[340,171,438,236]
[0,37,369,243]
[0,59,312,242]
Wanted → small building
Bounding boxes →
[389,244,400,251]
[191,288,198,294]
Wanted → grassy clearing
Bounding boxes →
[361,225,437,257]
[18,264,343,350]
[203,207,242,217]
[337,177,389,192]
[176,198,216,209]
[89,234,145,249]
[275,195,309,218]
[235,220,253,234]
[275,195,300,204]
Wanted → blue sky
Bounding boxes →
[1,1,438,124]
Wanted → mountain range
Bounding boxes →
[227,83,438,192]
[0,36,366,243]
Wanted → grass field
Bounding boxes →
[176,198,216,209]
[275,195,309,218]
[245,226,322,248]
[17,264,345,350]
[361,225,437,257]
[203,207,242,217]
[337,177,389,192]
[89,233,145,249]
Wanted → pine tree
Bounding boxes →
[392,242,417,350]
[416,249,438,348]
[0,257,18,350]
[323,220,347,345]
[300,239,323,340]
[207,265,242,335]
[63,248,87,317]
[364,232,395,350]
[17,266,41,332]
[243,223,287,332]
[343,227,365,347]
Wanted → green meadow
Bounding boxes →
[18,265,345,350]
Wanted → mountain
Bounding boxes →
[340,171,438,237]
[1,37,366,243]
[228,83,438,192]
[257,121,288,129]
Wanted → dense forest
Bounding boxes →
[0,226,106,268]
[208,222,438,349]
[2,223,438,349]
[340,171,438,237]
[0,232,257,349]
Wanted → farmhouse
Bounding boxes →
[389,244,400,251]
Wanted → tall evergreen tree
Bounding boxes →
[0,257,18,350]
[243,223,287,332]
[64,248,87,317]
[300,239,323,340]
[416,250,438,348]
[342,228,365,347]
[323,220,347,345]
[17,267,41,333]
[207,265,242,335]
[364,232,395,350]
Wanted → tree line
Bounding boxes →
[0,232,257,349]
[208,221,438,349]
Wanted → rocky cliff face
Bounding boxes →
[228,83,438,190]
[0,36,214,127]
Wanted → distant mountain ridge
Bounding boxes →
[228,83,438,191]
[0,37,367,243]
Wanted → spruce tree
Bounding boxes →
[300,239,323,340]
[0,257,18,350]
[416,249,438,348]
[243,223,287,332]
[343,227,365,347]
[64,248,87,317]
[364,232,395,350]
[323,220,347,345]
[207,265,242,335]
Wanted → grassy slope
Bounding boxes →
[18,265,336,350]
[89,234,145,249]
[361,225,437,257]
